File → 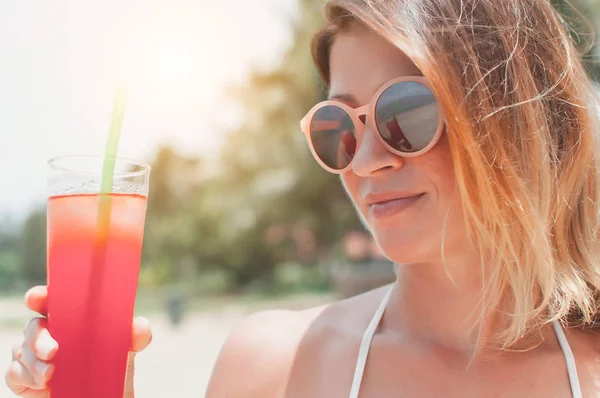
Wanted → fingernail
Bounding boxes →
[37,329,58,360]
[135,316,151,328]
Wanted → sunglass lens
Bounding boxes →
[375,81,440,153]
[310,105,357,171]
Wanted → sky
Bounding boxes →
[0,0,297,223]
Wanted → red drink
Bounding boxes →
[47,193,148,398]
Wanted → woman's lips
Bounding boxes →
[368,193,425,219]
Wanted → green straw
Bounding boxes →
[100,85,128,194]
[83,85,129,394]
[96,85,128,240]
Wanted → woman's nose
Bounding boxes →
[351,117,404,177]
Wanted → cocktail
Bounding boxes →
[46,155,150,397]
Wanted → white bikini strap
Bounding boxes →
[349,294,581,398]
[552,321,583,398]
[348,286,394,398]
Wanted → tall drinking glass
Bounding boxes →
[46,156,150,398]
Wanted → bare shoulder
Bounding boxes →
[205,286,390,398]
[204,303,328,397]
[282,285,392,396]
[295,284,390,339]
[565,328,600,396]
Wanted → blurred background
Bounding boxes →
[1,0,600,396]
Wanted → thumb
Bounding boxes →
[124,317,152,398]
[131,316,153,353]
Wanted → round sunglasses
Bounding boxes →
[300,76,444,174]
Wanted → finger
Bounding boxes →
[20,342,53,387]
[5,360,38,395]
[24,318,58,361]
[25,286,48,316]
[131,316,152,353]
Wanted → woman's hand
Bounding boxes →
[4,286,152,398]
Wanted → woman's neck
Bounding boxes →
[384,253,503,358]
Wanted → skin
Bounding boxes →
[6,23,600,398]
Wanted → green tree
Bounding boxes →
[219,0,362,263]
[142,145,208,284]
[0,218,21,291]
[20,209,46,285]
[137,0,364,293]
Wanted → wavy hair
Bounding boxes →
[312,0,600,347]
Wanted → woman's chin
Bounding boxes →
[374,233,434,265]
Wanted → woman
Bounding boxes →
[6,0,600,396]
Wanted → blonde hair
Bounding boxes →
[312,0,600,347]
